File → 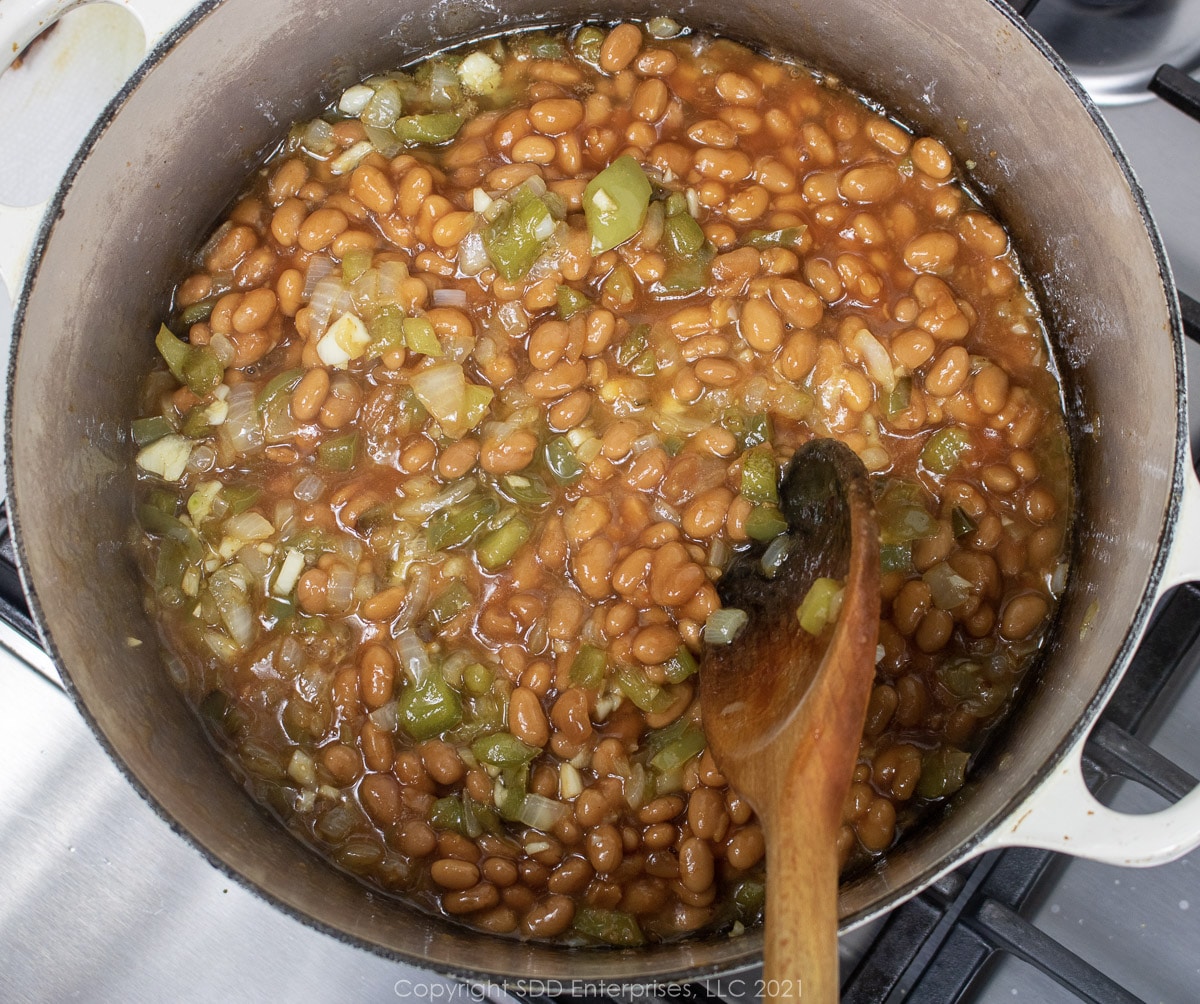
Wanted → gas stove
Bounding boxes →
[1,3,1199,1002]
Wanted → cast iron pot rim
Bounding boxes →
[3,0,1189,982]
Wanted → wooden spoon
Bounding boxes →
[700,438,880,1003]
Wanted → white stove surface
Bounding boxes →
[1,6,1199,1003]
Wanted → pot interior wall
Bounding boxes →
[7,0,1181,979]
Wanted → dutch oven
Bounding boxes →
[2,0,1200,986]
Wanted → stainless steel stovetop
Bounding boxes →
[1,4,1199,1002]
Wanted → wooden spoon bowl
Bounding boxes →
[700,438,880,1002]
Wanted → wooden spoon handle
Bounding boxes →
[762,817,841,1003]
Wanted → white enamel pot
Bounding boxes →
[2,0,1200,985]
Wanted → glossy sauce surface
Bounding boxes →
[132,21,1072,946]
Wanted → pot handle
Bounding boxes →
[982,453,1200,867]
[1157,452,1200,596]
[0,0,195,297]
[983,723,1200,867]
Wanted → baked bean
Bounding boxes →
[349,164,395,214]
[523,894,576,938]
[586,823,624,874]
[633,78,669,121]
[857,798,897,851]
[893,580,931,636]
[600,23,643,73]
[915,608,955,653]
[320,743,361,786]
[437,437,480,479]
[974,364,1010,415]
[360,773,402,828]
[421,740,465,786]
[1027,526,1063,568]
[725,825,765,869]
[1001,592,1050,640]
[479,428,538,473]
[432,858,481,890]
[695,148,753,183]
[207,224,257,271]
[926,346,971,397]
[904,231,958,273]
[530,98,584,135]
[631,624,679,665]
[840,163,899,203]
[959,211,1008,256]
[358,644,395,708]
[1023,486,1058,524]
[716,71,762,105]
[912,137,953,179]
[678,837,715,893]
[290,368,330,422]
[398,820,437,858]
[361,586,406,622]
[864,684,898,737]
[298,208,349,252]
[687,785,728,841]
[443,882,500,915]
[509,686,551,748]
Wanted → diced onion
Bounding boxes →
[287,749,317,787]
[409,360,466,420]
[220,382,264,455]
[391,561,431,632]
[317,311,371,367]
[278,635,305,675]
[559,762,584,800]
[853,327,896,392]
[210,571,255,647]
[208,332,236,367]
[623,763,649,809]
[368,702,400,733]
[496,301,529,336]
[760,535,790,578]
[1050,561,1068,598]
[458,51,502,95]
[704,607,749,645]
[307,274,344,337]
[326,563,355,612]
[338,84,375,115]
[302,255,335,297]
[924,561,973,610]
[631,433,660,455]
[520,174,548,198]
[648,16,682,38]
[204,630,240,662]
[457,231,488,276]
[301,118,336,156]
[185,444,216,474]
[533,212,556,241]
[330,140,374,175]
[273,549,306,597]
[376,259,408,298]
[136,434,192,482]
[432,287,469,308]
[196,222,233,267]
[225,511,274,542]
[516,793,567,831]
[293,473,325,502]
[472,188,493,213]
[396,629,430,685]
[652,497,681,526]
[428,60,459,106]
